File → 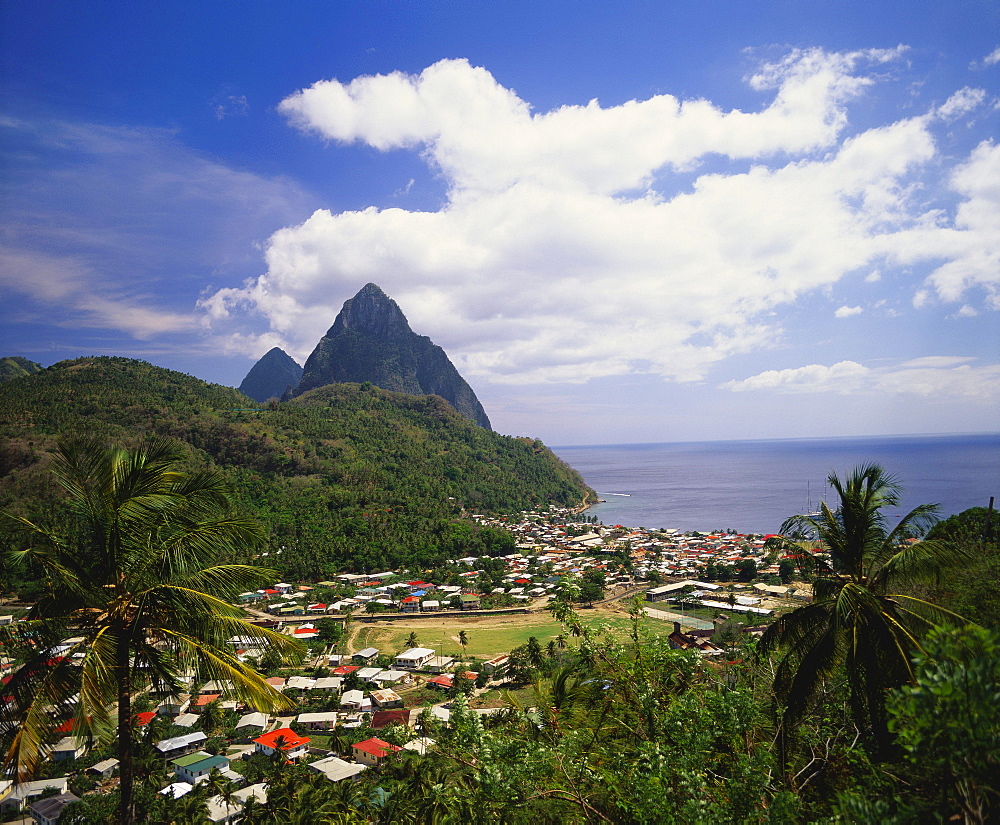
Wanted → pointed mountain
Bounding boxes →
[295,283,492,429]
[238,347,303,402]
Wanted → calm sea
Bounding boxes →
[552,433,1000,535]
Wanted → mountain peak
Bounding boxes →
[238,347,303,402]
[294,284,492,429]
[329,282,412,341]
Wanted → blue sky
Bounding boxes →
[2,1,997,444]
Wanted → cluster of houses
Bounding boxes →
[474,507,812,592]
[0,638,501,823]
[240,578,484,616]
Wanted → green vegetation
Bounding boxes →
[0,439,300,824]
[0,356,594,586]
[0,356,43,382]
[760,463,968,761]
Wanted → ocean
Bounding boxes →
[552,433,1000,535]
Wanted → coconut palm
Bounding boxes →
[405,630,419,649]
[0,438,301,823]
[759,463,966,761]
[458,629,469,658]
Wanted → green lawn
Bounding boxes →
[351,611,677,660]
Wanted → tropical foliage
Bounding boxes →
[0,438,301,823]
[759,463,968,759]
[0,356,594,587]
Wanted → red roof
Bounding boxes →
[333,665,359,675]
[193,693,221,707]
[254,727,310,750]
[370,709,410,729]
[427,674,453,688]
[133,711,156,727]
[353,737,401,758]
[401,596,420,603]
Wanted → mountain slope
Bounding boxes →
[0,357,594,579]
[0,356,43,382]
[238,347,303,402]
[295,283,492,429]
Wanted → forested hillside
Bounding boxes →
[0,357,594,587]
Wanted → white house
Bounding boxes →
[394,647,435,669]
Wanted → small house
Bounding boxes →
[253,727,311,760]
[352,737,402,768]
[171,751,230,783]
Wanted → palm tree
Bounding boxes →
[405,630,419,649]
[759,463,966,761]
[0,438,302,823]
[458,629,469,658]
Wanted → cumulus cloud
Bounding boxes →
[834,305,863,318]
[723,357,1000,400]
[201,49,998,381]
[934,87,986,121]
[977,46,1000,68]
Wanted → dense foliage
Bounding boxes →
[0,357,594,589]
[0,356,43,382]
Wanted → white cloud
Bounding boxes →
[978,47,1000,67]
[934,87,986,121]
[2,117,314,346]
[834,305,863,318]
[724,357,1000,400]
[909,141,1000,306]
[202,50,999,382]
[0,245,198,338]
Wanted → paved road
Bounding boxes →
[643,607,714,630]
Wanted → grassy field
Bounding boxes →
[348,608,680,659]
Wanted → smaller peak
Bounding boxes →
[358,283,388,297]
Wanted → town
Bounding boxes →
[0,505,816,822]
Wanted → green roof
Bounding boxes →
[171,750,213,768]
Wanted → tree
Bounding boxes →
[778,559,796,584]
[887,624,1000,822]
[458,630,469,659]
[0,438,301,824]
[758,463,966,762]
[406,630,419,649]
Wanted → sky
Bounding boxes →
[1,1,998,445]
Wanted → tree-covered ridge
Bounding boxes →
[0,357,594,581]
[0,356,43,382]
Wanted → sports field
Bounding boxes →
[346,605,680,659]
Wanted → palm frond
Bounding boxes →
[157,628,297,712]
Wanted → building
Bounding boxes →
[308,756,367,783]
[29,792,80,825]
[155,731,208,759]
[297,711,339,731]
[171,751,230,783]
[482,655,509,676]
[371,708,411,730]
[352,737,402,768]
[394,647,435,669]
[370,689,403,708]
[254,727,311,759]
[352,647,380,664]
